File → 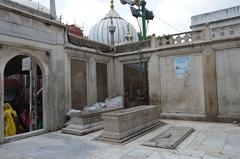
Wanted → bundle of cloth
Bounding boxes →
[66,96,123,116]
[83,96,123,112]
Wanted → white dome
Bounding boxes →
[12,0,49,13]
[88,9,139,45]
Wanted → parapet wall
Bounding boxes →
[1,0,50,18]
[191,6,240,30]
[191,6,240,26]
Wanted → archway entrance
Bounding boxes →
[4,55,43,137]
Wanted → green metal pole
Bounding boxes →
[141,0,147,40]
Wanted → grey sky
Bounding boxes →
[38,0,240,36]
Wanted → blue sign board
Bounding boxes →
[174,56,191,75]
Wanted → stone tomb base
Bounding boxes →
[96,105,165,144]
[62,106,123,136]
[143,126,194,149]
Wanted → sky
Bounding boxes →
[37,0,240,36]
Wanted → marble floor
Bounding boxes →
[0,120,240,159]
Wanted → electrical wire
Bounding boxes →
[154,15,183,32]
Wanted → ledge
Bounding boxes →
[0,3,65,28]
[67,33,111,53]
[160,113,206,121]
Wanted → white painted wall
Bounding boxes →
[159,54,205,115]
[216,48,240,117]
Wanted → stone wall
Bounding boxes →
[115,40,151,53]
[0,4,66,143]
[68,33,111,53]
[65,46,112,107]
[0,4,64,45]
[216,48,240,119]
[114,24,240,122]
[1,0,50,18]
[159,54,205,116]
[71,59,87,110]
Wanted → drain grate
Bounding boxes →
[142,126,194,149]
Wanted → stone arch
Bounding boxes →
[0,51,48,77]
[0,50,50,142]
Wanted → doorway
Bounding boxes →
[123,62,149,108]
[3,55,43,137]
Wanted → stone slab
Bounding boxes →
[96,119,165,144]
[96,105,165,144]
[62,106,123,136]
[62,123,104,136]
[0,120,240,159]
[142,126,194,149]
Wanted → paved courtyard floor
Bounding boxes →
[1,120,240,159]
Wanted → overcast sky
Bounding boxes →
[38,0,240,36]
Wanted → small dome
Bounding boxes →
[12,0,50,13]
[88,9,139,45]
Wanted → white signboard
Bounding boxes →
[22,57,31,71]
[174,56,191,75]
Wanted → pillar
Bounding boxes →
[0,72,4,144]
[42,74,50,131]
[202,46,218,121]
[113,59,124,97]
[88,57,97,106]
[30,60,38,131]
[50,0,57,20]
[148,54,161,110]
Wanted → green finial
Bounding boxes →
[111,0,114,10]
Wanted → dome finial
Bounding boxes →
[125,23,133,42]
[110,0,114,10]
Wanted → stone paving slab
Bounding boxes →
[0,120,240,159]
[142,126,194,149]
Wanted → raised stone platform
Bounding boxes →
[62,106,123,136]
[96,105,165,144]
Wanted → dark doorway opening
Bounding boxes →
[123,62,149,108]
[97,62,108,102]
[4,55,43,137]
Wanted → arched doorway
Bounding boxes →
[3,55,43,137]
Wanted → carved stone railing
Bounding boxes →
[157,23,240,47]
[1,0,50,19]
[211,24,240,39]
[157,30,204,46]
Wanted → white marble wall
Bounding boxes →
[216,48,240,117]
[159,54,205,115]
